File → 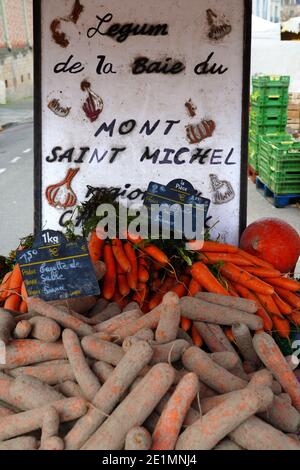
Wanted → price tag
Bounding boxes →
[16,230,100,301]
[144,179,210,237]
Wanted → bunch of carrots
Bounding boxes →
[88,231,300,345]
[0,263,28,313]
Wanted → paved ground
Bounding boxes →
[0,122,34,255]
[0,98,33,130]
[247,177,300,233]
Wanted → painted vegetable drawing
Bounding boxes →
[81,81,104,123]
[48,99,71,118]
[210,175,235,205]
[206,9,232,40]
[186,120,216,144]
[45,168,79,209]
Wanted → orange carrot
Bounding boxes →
[21,282,28,301]
[151,373,199,450]
[220,263,274,295]
[148,293,164,311]
[263,277,300,293]
[191,325,203,347]
[143,245,169,266]
[4,294,22,312]
[224,327,235,343]
[171,275,190,299]
[225,280,239,297]
[112,289,127,310]
[126,232,143,245]
[112,239,131,273]
[19,301,28,314]
[102,245,117,300]
[0,271,12,301]
[138,257,149,283]
[253,333,300,413]
[188,278,202,297]
[88,230,105,263]
[238,249,274,269]
[132,283,148,307]
[124,243,138,290]
[151,278,162,292]
[188,240,238,253]
[117,265,130,297]
[201,252,252,266]
[271,315,290,339]
[8,264,23,294]
[275,288,300,309]
[148,277,175,310]
[191,262,229,296]
[256,293,282,316]
[181,317,192,332]
[272,293,292,316]
[256,308,273,333]
[233,284,273,332]
[243,266,281,278]
[290,311,300,326]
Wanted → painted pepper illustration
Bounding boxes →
[186,120,216,144]
[210,174,235,205]
[206,9,232,40]
[48,99,71,118]
[46,168,80,209]
[81,81,104,123]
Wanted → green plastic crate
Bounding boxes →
[249,122,286,134]
[268,178,300,195]
[252,75,290,89]
[259,139,300,173]
[248,148,258,171]
[251,75,290,108]
[258,164,270,186]
[250,107,287,127]
[251,90,289,108]
[269,170,300,182]
[259,134,293,155]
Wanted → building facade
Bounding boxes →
[0,0,33,103]
[252,0,281,22]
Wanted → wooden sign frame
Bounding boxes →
[33,0,252,243]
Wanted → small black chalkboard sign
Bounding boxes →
[144,179,211,236]
[16,230,100,302]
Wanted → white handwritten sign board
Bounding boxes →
[34,0,251,244]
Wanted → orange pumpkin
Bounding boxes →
[240,218,300,274]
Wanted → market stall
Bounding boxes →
[0,0,300,454]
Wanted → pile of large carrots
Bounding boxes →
[87,232,300,345]
[0,288,300,450]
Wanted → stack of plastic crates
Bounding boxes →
[249,75,290,173]
[258,136,300,195]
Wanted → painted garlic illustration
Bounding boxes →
[46,168,80,209]
[210,174,235,205]
[81,80,104,123]
[206,9,232,40]
[186,120,216,144]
